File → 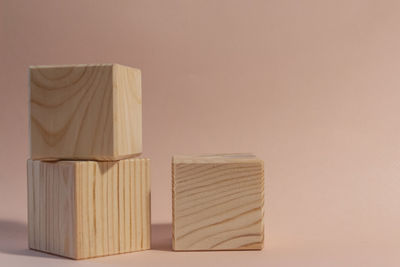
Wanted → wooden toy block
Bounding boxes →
[27,158,151,259]
[29,64,142,161]
[172,154,264,251]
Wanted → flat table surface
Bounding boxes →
[1,218,400,267]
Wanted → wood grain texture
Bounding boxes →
[27,158,151,259]
[172,154,264,251]
[29,64,142,160]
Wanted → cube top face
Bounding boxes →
[29,63,142,161]
[27,158,151,259]
[173,153,260,164]
[172,153,264,251]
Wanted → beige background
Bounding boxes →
[2,0,400,266]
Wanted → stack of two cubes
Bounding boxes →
[27,64,150,259]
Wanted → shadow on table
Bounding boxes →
[0,219,60,259]
[151,223,173,251]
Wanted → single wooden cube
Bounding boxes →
[172,154,264,251]
[27,158,151,259]
[29,64,142,160]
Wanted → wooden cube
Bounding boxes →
[172,154,264,251]
[27,158,151,259]
[29,64,142,160]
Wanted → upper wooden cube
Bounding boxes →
[29,64,142,160]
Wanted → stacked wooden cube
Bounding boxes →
[27,64,150,259]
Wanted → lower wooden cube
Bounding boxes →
[27,158,151,259]
[172,154,264,251]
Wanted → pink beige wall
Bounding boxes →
[2,0,400,249]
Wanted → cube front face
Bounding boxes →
[27,160,77,257]
[27,158,151,259]
[172,155,264,251]
[29,64,142,161]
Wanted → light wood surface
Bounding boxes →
[27,158,151,259]
[29,64,142,160]
[172,154,264,251]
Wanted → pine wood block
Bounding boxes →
[29,63,142,160]
[27,158,151,259]
[172,154,264,251]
